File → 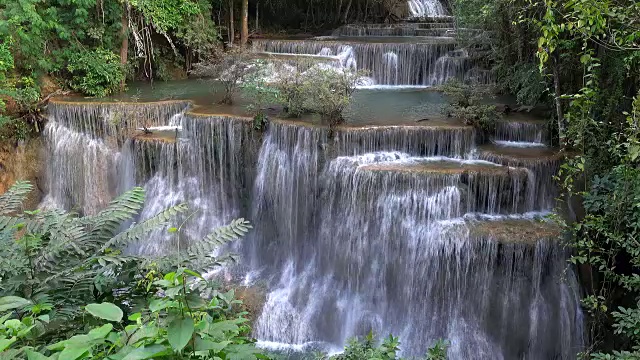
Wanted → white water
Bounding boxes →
[42,97,581,358]
[408,0,448,18]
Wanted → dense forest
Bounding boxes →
[1,0,640,359]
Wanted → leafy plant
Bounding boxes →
[0,267,266,359]
[441,81,499,133]
[315,332,448,360]
[193,49,260,105]
[67,49,125,97]
[0,181,251,325]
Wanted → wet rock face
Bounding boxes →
[0,139,44,208]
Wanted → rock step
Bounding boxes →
[467,218,562,244]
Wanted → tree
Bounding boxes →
[241,0,249,46]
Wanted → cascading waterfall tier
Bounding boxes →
[42,100,189,215]
[248,121,329,269]
[408,0,448,19]
[252,39,456,85]
[334,125,475,157]
[46,100,190,140]
[477,144,561,211]
[122,113,257,254]
[495,119,548,144]
[249,140,582,358]
[43,101,256,252]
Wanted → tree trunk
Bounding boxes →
[255,0,259,32]
[119,8,128,92]
[241,0,249,46]
[343,0,353,24]
[552,55,566,148]
[229,0,235,47]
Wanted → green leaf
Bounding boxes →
[168,317,194,352]
[58,345,90,360]
[26,349,51,360]
[194,337,230,352]
[88,324,113,340]
[122,345,169,360]
[85,303,123,322]
[0,296,32,312]
[0,337,17,352]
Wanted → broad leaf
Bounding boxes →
[168,317,194,352]
[122,344,169,360]
[0,337,17,352]
[194,337,230,353]
[25,349,51,360]
[88,324,113,340]
[85,303,123,322]
[58,345,90,360]
[0,296,32,312]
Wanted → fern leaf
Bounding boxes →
[180,218,251,270]
[100,204,189,252]
[86,187,146,241]
[0,181,33,215]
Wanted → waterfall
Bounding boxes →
[247,132,582,357]
[43,98,583,358]
[408,0,448,18]
[43,102,255,254]
[495,120,547,143]
[253,40,454,85]
[334,125,475,157]
[42,101,189,215]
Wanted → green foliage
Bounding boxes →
[441,81,499,132]
[0,268,266,359]
[299,67,364,125]
[67,49,125,97]
[193,50,260,105]
[0,182,251,323]
[245,60,365,125]
[500,63,548,107]
[315,333,448,360]
[532,0,640,355]
[0,181,260,359]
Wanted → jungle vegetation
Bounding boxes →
[1,0,640,358]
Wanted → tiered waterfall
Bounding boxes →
[43,98,583,358]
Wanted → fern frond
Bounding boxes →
[163,218,252,271]
[187,218,252,259]
[0,181,33,215]
[86,187,146,241]
[0,215,27,231]
[100,204,189,252]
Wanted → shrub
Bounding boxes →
[314,332,449,360]
[67,49,125,97]
[441,80,499,133]
[193,49,259,105]
[247,60,366,125]
[298,67,364,126]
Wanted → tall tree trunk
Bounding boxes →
[229,0,235,47]
[552,55,566,148]
[119,8,128,92]
[241,0,249,46]
[342,0,353,23]
[255,0,259,32]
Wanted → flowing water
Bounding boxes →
[42,38,580,358]
[408,0,448,18]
